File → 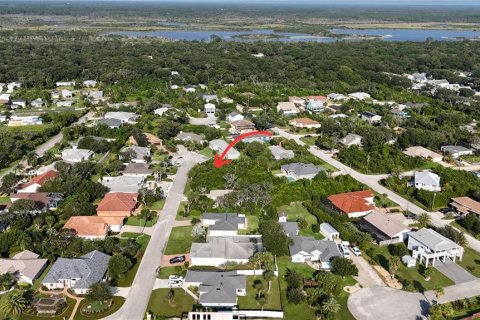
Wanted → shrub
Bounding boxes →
[388,243,409,257]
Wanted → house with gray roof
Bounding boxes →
[101,176,144,192]
[411,171,441,192]
[61,148,94,163]
[278,212,299,237]
[280,162,325,180]
[440,145,474,159]
[202,94,218,103]
[289,236,341,269]
[202,213,247,236]
[122,146,151,163]
[175,132,205,143]
[269,145,294,160]
[104,111,138,124]
[123,163,152,178]
[0,250,48,285]
[190,236,261,267]
[209,140,240,160]
[184,271,246,308]
[339,133,363,147]
[42,250,110,294]
[407,228,464,267]
[99,118,123,129]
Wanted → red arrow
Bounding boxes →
[213,130,273,168]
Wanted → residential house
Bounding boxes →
[96,192,138,217]
[83,80,97,87]
[50,91,60,100]
[7,82,21,92]
[227,112,244,123]
[209,140,240,160]
[122,146,151,163]
[61,148,94,163]
[175,132,205,143]
[403,146,443,162]
[101,176,144,193]
[327,190,375,218]
[10,192,62,212]
[441,145,474,159]
[320,223,339,241]
[407,228,464,266]
[269,145,294,160]
[12,99,26,108]
[325,104,343,113]
[31,98,43,108]
[202,94,218,103]
[87,90,103,100]
[99,118,122,129]
[153,104,173,116]
[276,102,299,116]
[56,81,75,87]
[329,113,348,119]
[61,89,73,99]
[306,100,325,114]
[391,108,410,119]
[280,163,325,180]
[206,190,233,204]
[184,86,196,93]
[0,93,11,104]
[7,115,43,126]
[64,216,124,240]
[104,112,138,124]
[230,119,255,135]
[358,212,410,246]
[411,171,441,192]
[361,111,382,124]
[184,271,246,308]
[339,133,362,147]
[189,236,261,267]
[202,213,247,236]
[289,118,321,129]
[221,97,234,104]
[123,163,152,178]
[0,250,48,285]
[327,93,347,101]
[449,197,480,217]
[204,103,216,115]
[56,100,75,107]
[349,92,371,100]
[278,212,299,237]
[42,250,110,295]
[0,115,7,123]
[289,236,342,268]
[289,96,306,106]
[170,85,179,90]
[19,170,57,193]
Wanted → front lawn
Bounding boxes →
[300,136,317,146]
[457,247,480,278]
[150,200,165,211]
[199,147,213,158]
[238,276,282,310]
[278,202,317,225]
[125,216,158,228]
[74,296,125,320]
[115,234,151,287]
[147,288,195,318]
[157,266,187,279]
[164,226,194,255]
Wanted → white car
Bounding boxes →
[350,246,361,256]
[168,275,184,287]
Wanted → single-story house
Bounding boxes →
[228,112,244,123]
[7,115,43,126]
[99,118,123,129]
[61,148,94,163]
[122,146,151,163]
[61,89,73,99]
[202,94,218,103]
[327,93,347,101]
[175,132,205,143]
[289,236,342,269]
[123,163,152,178]
[184,271,246,308]
[101,176,144,193]
[230,119,255,135]
[96,192,139,217]
[361,111,382,124]
[83,80,97,87]
[104,112,138,124]
[402,146,443,162]
[10,192,63,212]
[440,145,474,159]
[209,139,240,160]
[63,216,124,240]
[31,98,43,108]
[0,93,11,104]
[202,213,247,236]
[407,228,464,267]
[289,118,321,129]
[339,134,362,147]
[278,212,299,237]
[280,162,325,180]
[320,223,339,241]
[0,250,48,285]
[42,250,110,295]
[269,145,294,160]
[154,105,172,117]
[204,103,216,115]
[56,81,75,87]
[349,92,371,100]
[358,212,410,246]
[184,86,196,93]
[327,190,375,218]
[12,99,26,108]
[19,170,57,193]
[56,100,75,107]
[410,171,441,192]
[449,197,480,217]
[276,102,299,115]
[189,236,261,267]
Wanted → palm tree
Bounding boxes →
[252,280,265,299]
[256,294,268,311]
[263,270,275,293]
[423,266,433,281]
[0,273,15,292]
[389,256,401,280]
[1,292,28,317]
[321,297,340,315]
[416,213,431,228]
[434,287,445,300]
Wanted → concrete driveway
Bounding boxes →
[189,115,217,125]
[435,260,477,284]
[350,253,385,287]
[161,254,191,267]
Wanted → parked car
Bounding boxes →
[169,255,186,264]
[350,246,361,256]
[168,275,184,287]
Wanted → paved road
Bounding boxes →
[348,279,480,320]
[435,259,477,284]
[274,127,480,253]
[0,111,93,182]
[103,148,207,320]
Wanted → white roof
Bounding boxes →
[414,171,440,187]
[61,149,94,161]
[409,228,463,252]
[277,102,298,111]
[101,176,144,192]
[403,146,442,159]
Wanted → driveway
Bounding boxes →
[189,115,217,125]
[161,254,191,267]
[350,253,385,287]
[435,260,477,284]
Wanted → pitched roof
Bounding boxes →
[290,118,320,126]
[21,170,57,189]
[363,212,408,238]
[280,163,324,177]
[190,237,257,260]
[280,221,299,237]
[328,190,375,214]
[97,192,138,212]
[450,197,480,215]
[123,163,152,175]
[414,171,440,187]
[408,228,463,252]
[42,250,110,290]
[101,176,144,193]
[277,102,298,111]
[403,146,442,159]
[202,213,245,231]
[175,132,204,143]
[185,271,246,305]
[0,250,47,281]
[231,119,255,128]
[63,216,124,237]
[289,237,341,262]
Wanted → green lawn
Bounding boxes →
[364,244,454,292]
[0,196,11,205]
[374,192,398,208]
[460,154,480,164]
[115,234,151,287]
[74,296,125,320]
[125,216,158,228]
[457,247,480,278]
[157,266,187,279]
[300,136,317,146]
[147,288,195,318]
[164,226,194,255]
[238,276,282,310]
[32,264,52,291]
[198,147,214,158]
[0,124,55,133]
[150,200,165,211]
[238,215,260,235]
[277,202,318,225]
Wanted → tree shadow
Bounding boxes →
[413,280,425,294]
[419,299,430,317]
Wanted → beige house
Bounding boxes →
[403,146,443,162]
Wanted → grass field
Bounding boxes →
[457,247,480,278]
[148,288,195,317]
[74,296,125,320]
[164,225,194,255]
[277,202,318,225]
[125,216,159,227]
[238,276,282,310]
[300,136,317,146]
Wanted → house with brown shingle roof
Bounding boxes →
[230,119,255,135]
[63,216,124,240]
[358,212,410,246]
[327,190,375,218]
[289,118,321,129]
[0,250,48,284]
[450,197,480,217]
[96,192,138,217]
[19,170,57,193]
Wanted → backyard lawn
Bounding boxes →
[277,202,318,225]
[148,288,195,318]
[238,276,282,310]
[199,147,213,158]
[238,215,260,235]
[164,225,194,255]
[457,247,480,278]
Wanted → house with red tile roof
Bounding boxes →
[63,216,124,240]
[19,170,57,193]
[96,192,139,217]
[327,190,375,218]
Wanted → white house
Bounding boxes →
[31,98,43,108]
[339,133,362,147]
[276,102,299,116]
[403,146,443,162]
[328,93,348,101]
[202,212,247,236]
[61,89,73,99]
[320,223,339,241]
[228,112,244,123]
[269,145,294,160]
[184,86,196,93]
[121,146,151,163]
[349,92,371,100]
[12,99,26,108]
[7,116,43,126]
[56,81,75,87]
[411,171,441,192]
[61,148,94,163]
[408,228,464,267]
[83,80,97,87]
[361,111,382,124]
[56,100,75,107]
[209,139,240,160]
[104,111,138,124]
[204,103,216,115]
[441,145,474,159]
[289,236,342,269]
